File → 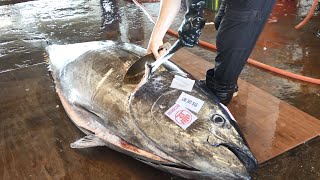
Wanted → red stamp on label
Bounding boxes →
[165,103,198,130]
[175,110,192,125]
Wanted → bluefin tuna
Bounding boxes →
[46,41,257,179]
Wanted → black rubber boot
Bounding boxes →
[205,75,236,105]
[198,69,237,105]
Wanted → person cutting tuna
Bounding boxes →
[147,0,276,105]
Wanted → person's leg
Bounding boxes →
[214,0,227,30]
[205,0,276,105]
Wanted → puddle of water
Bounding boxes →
[0,0,153,71]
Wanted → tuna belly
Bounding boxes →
[46,41,214,177]
[56,84,175,165]
[54,47,184,165]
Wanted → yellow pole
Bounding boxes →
[215,0,219,11]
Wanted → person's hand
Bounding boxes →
[178,0,206,47]
[146,40,167,60]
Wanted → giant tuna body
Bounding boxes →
[47,41,257,179]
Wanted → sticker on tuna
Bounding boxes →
[170,75,195,92]
[165,103,198,130]
[176,92,204,113]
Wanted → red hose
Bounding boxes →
[133,0,320,85]
[247,59,320,84]
[295,0,318,29]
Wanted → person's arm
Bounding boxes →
[147,0,182,59]
[147,0,206,59]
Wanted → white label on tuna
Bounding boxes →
[170,75,195,92]
[165,103,198,130]
[176,92,204,113]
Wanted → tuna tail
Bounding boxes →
[70,134,107,149]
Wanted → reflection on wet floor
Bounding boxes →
[0,0,319,179]
[242,7,320,120]
[0,0,149,72]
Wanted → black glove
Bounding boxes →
[178,0,206,47]
[214,0,226,30]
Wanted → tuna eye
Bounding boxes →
[212,115,225,126]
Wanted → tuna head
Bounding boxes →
[196,93,258,179]
[196,81,258,171]
[129,71,257,179]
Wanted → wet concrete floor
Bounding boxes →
[0,0,319,179]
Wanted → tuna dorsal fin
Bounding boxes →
[70,135,106,149]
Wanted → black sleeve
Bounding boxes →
[178,0,206,47]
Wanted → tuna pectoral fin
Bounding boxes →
[70,134,106,149]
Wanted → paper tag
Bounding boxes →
[176,92,204,113]
[170,75,195,92]
[165,103,198,130]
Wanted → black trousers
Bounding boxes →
[208,0,276,83]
